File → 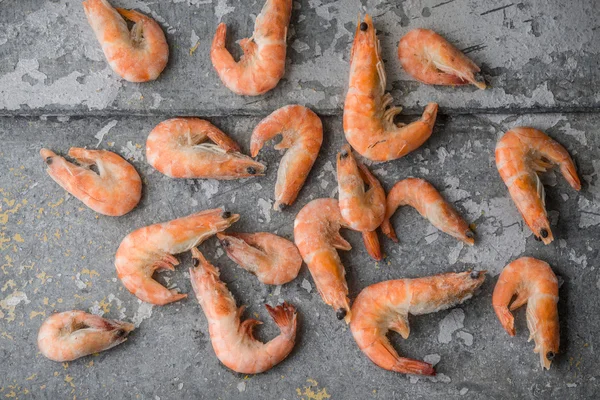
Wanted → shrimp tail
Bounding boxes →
[493,305,516,336]
[265,302,297,336]
[362,231,382,260]
[380,219,399,242]
[370,337,436,376]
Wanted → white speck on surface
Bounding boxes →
[273,285,282,296]
[438,309,465,344]
[89,301,104,316]
[121,141,144,162]
[151,93,164,109]
[215,247,224,259]
[568,249,587,268]
[459,388,469,395]
[566,383,577,388]
[442,176,470,202]
[215,0,235,20]
[373,168,387,176]
[456,330,474,346]
[178,383,183,390]
[423,354,441,366]
[1,291,30,307]
[237,382,246,392]
[190,29,200,48]
[94,120,117,147]
[200,180,220,199]
[75,273,87,290]
[132,301,154,327]
[257,198,272,223]
[424,225,439,244]
[301,279,312,293]
[291,40,310,53]
[436,147,451,164]
[448,242,464,265]
[191,198,198,207]
[320,180,329,189]
[561,193,569,201]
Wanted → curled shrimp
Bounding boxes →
[189,248,297,374]
[398,29,486,89]
[495,127,581,244]
[350,270,486,375]
[251,105,323,210]
[294,198,353,322]
[493,257,559,370]
[343,15,438,162]
[217,232,302,285]
[210,0,292,95]
[337,145,386,260]
[146,118,266,179]
[380,178,475,245]
[37,311,134,362]
[115,208,239,305]
[83,0,168,82]
[40,147,141,217]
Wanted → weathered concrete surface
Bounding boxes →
[1,114,598,399]
[1,0,599,116]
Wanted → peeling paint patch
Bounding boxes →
[94,120,118,147]
[438,309,465,344]
[132,301,154,327]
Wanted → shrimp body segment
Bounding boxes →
[337,145,386,260]
[251,105,323,210]
[115,208,239,305]
[381,178,474,245]
[190,249,297,374]
[40,148,142,217]
[495,128,581,244]
[492,257,559,370]
[146,118,266,179]
[217,232,302,285]
[210,0,292,95]
[294,199,353,322]
[83,0,168,82]
[344,15,438,162]
[350,271,486,375]
[38,311,134,362]
[398,29,486,89]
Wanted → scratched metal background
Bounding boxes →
[1,1,599,399]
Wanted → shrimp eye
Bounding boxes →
[360,22,368,31]
[340,150,349,159]
[115,329,127,338]
[221,239,230,247]
[278,203,288,211]
[336,308,347,320]
[534,235,541,242]
[546,351,555,360]
[470,270,480,279]
[540,228,549,238]
[192,258,199,267]
[222,211,231,219]
[45,157,53,165]
[465,230,474,239]
[247,167,257,175]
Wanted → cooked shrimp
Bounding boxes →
[343,15,438,162]
[146,118,266,179]
[380,178,474,245]
[83,0,168,82]
[350,270,485,375]
[189,248,297,374]
[37,311,134,362]
[210,0,292,95]
[398,29,486,89]
[495,127,581,244]
[294,198,353,322]
[251,105,323,210]
[217,232,302,285]
[115,208,239,305]
[40,147,141,217]
[337,145,386,260]
[493,257,559,369]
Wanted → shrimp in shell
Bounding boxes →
[37,311,134,362]
[40,147,142,217]
[83,0,168,82]
[337,145,386,260]
[495,127,581,244]
[398,29,486,89]
[115,208,239,305]
[251,105,323,210]
[343,15,438,162]
[217,232,302,285]
[493,257,559,370]
[211,0,292,95]
[189,248,298,374]
[380,178,474,245]
[146,118,265,179]
[350,270,485,375]
[294,198,353,322]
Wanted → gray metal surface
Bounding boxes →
[1,0,599,399]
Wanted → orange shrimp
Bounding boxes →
[294,198,353,322]
[210,0,292,95]
[495,127,581,244]
[37,311,134,362]
[380,178,474,245]
[83,0,168,82]
[350,270,485,375]
[189,248,297,374]
[217,232,302,285]
[251,105,323,210]
[343,15,438,162]
[398,29,486,89]
[493,257,559,369]
[40,147,141,217]
[146,118,266,179]
[115,208,239,305]
[337,145,386,260]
